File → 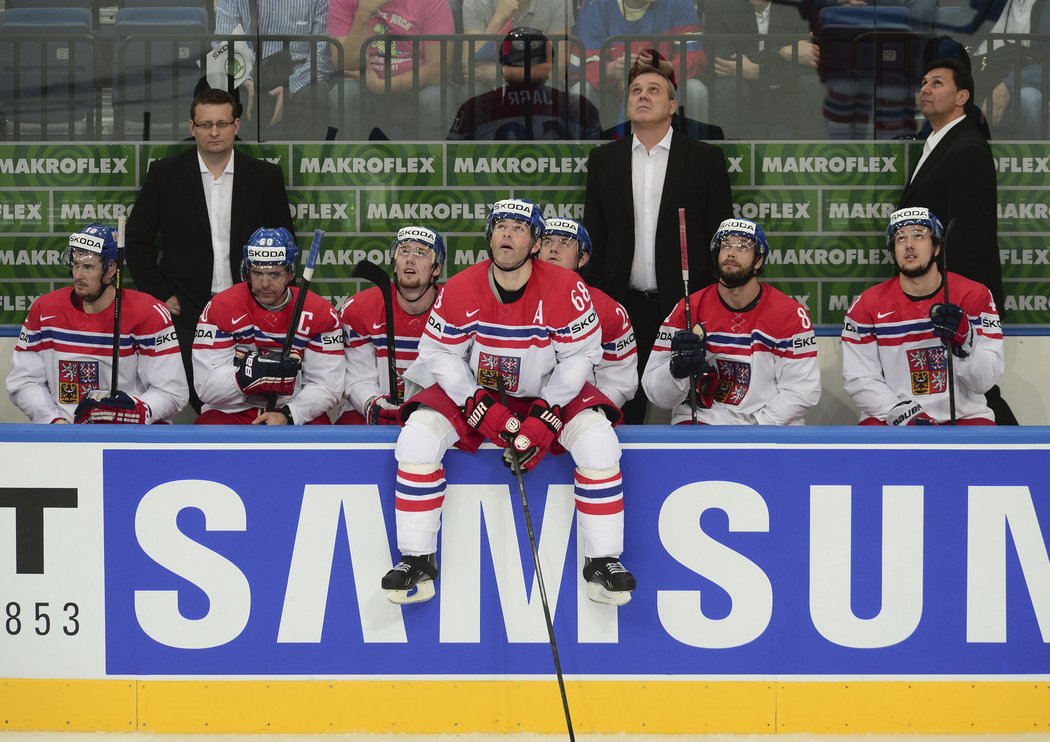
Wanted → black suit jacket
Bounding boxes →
[126,147,294,320]
[583,131,734,318]
[898,117,1004,313]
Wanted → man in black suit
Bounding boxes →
[899,57,1016,424]
[584,59,734,424]
[126,87,294,412]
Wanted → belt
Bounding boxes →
[628,288,660,302]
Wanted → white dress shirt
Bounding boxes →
[629,127,673,292]
[911,112,965,182]
[198,151,235,294]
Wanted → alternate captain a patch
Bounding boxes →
[477,352,520,393]
[714,358,751,406]
[907,346,948,396]
[58,359,100,404]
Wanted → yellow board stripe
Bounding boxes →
[2,679,1049,733]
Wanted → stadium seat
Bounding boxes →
[111,5,209,139]
[0,7,96,139]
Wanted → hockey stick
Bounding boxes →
[110,215,127,396]
[264,229,324,414]
[678,209,698,424]
[496,373,576,742]
[941,218,957,426]
[351,258,400,403]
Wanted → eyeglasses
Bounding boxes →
[395,244,433,258]
[193,120,236,130]
[894,228,931,244]
[719,239,756,254]
[541,236,577,250]
[493,220,531,235]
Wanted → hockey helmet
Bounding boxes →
[500,26,551,67]
[710,218,769,261]
[886,207,944,249]
[66,222,119,267]
[542,217,592,256]
[389,225,446,267]
[485,198,545,242]
[241,227,298,279]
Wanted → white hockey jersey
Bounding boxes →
[6,287,188,423]
[591,286,638,409]
[193,283,344,423]
[409,259,602,408]
[841,272,1003,423]
[642,283,821,425]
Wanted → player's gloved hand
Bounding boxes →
[74,390,150,424]
[503,399,563,471]
[669,326,707,379]
[365,394,401,425]
[930,303,975,357]
[696,362,720,408]
[235,350,301,396]
[463,388,520,447]
[887,400,938,426]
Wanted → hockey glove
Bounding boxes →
[365,394,402,425]
[463,388,520,447]
[887,400,938,426]
[74,390,150,424]
[669,327,708,379]
[930,303,975,357]
[503,399,563,471]
[696,362,720,409]
[235,350,301,396]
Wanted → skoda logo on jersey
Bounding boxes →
[545,218,579,236]
[246,246,289,262]
[721,219,757,236]
[397,227,437,246]
[69,233,105,252]
[494,199,532,217]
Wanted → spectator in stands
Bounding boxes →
[214,0,337,140]
[448,26,602,139]
[573,0,709,128]
[461,0,575,93]
[327,0,456,140]
[125,87,294,413]
[704,0,824,138]
[971,0,1050,139]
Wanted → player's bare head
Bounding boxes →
[711,218,768,286]
[888,208,943,278]
[540,218,592,271]
[500,26,553,85]
[190,86,239,123]
[66,223,119,299]
[390,226,445,298]
[242,227,298,308]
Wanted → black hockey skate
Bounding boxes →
[381,553,438,605]
[583,557,636,606]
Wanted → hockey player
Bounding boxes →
[193,227,343,425]
[841,207,1003,425]
[382,198,637,606]
[641,218,820,424]
[6,223,188,423]
[538,217,638,409]
[335,226,444,425]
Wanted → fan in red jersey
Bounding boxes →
[6,223,188,424]
[192,227,343,425]
[335,226,445,425]
[841,207,1004,425]
[380,198,636,608]
[642,217,821,424]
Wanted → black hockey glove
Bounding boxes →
[669,327,708,379]
[74,390,150,424]
[235,350,301,396]
[929,303,974,357]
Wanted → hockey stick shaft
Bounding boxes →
[351,258,400,403]
[265,229,324,413]
[496,374,576,742]
[110,215,127,396]
[678,209,698,424]
[942,219,957,425]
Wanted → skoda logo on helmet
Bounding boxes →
[545,218,578,235]
[247,246,288,261]
[396,226,436,246]
[69,233,104,252]
[721,219,756,235]
[496,199,531,216]
[892,207,930,225]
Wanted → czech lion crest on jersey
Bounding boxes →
[714,358,751,406]
[57,359,100,404]
[477,352,520,392]
[907,346,948,396]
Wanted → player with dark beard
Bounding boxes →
[841,208,1003,425]
[642,218,820,425]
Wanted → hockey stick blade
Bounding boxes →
[352,258,400,402]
